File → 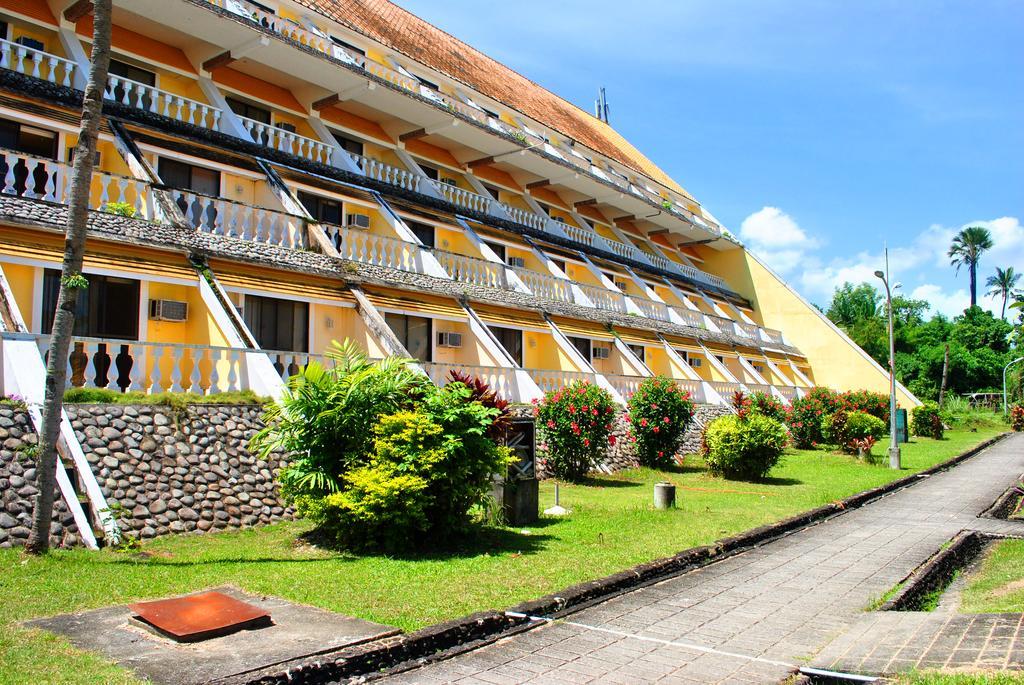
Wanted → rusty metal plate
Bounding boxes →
[129,591,271,642]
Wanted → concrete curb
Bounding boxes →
[880,530,989,612]
[219,432,1010,685]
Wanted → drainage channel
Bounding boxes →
[799,666,879,683]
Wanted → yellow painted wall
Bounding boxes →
[433,320,500,366]
[146,281,227,347]
[9,25,61,57]
[2,262,35,329]
[525,331,578,371]
[310,305,386,358]
[698,247,919,406]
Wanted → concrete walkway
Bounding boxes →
[382,434,1024,684]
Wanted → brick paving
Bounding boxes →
[380,434,1024,684]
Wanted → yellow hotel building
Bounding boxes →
[0,0,919,411]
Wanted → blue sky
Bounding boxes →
[398,0,1023,316]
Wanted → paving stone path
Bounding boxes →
[383,434,1024,684]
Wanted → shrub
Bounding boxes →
[103,201,137,218]
[749,391,787,422]
[701,413,788,480]
[0,393,27,409]
[787,387,842,448]
[731,390,751,418]
[536,380,617,481]
[1012,404,1024,432]
[840,390,890,423]
[822,410,886,454]
[448,369,510,440]
[62,387,267,408]
[627,376,695,467]
[911,402,944,439]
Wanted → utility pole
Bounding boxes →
[938,343,949,406]
[874,247,900,470]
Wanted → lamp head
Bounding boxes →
[873,270,885,280]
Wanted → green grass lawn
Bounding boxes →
[893,671,1024,684]
[0,426,1004,684]
[961,538,1024,614]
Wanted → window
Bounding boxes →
[481,183,500,200]
[0,22,8,40]
[419,164,439,181]
[108,59,156,109]
[0,118,58,197]
[549,258,567,274]
[488,325,523,366]
[275,122,297,134]
[14,36,44,52]
[331,131,363,157]
[159,158,220,227]
[415,74,439,91]
[226,97,271,124]
[242,294,308,352]
[385,313,432,362]
[627,344,645,363]
[538,204,551,216]
[483,241,505,262]
[716,355,725,364]
[568,336,591,361]
[330,36,365,57]
[42,270,139,340]
[407,221,435,248]
[297,191,342,225]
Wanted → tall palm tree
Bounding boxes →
[26,0,113,554]
[948,226,994,308]
[986,267,1021,319]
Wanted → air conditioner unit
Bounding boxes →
[345,213,370,229]
[149,299,188,322]
[591,346,610,360]
[690,358,702,367]
[614,279,629,291]
[507,256,526,268]
[440,177,459,186]
[437,331,463,348]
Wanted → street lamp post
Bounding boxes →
[1004,357,1024,415]
[875,250,900,470]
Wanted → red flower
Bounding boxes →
[663,416,670,423]
[547,420,556,429]
[592,409,599,416]
[640,418,648,427]
[653,426,660,434]
[608,435,617,445]
[658,451,664,458]
[569,404,576,414]
[583,438,590,447]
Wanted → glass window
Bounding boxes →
[488,325,522,366]
[568,336,591,361]
[407,221,434,248]
[0,118,58,197]
[42,270,139,340]
[481,184,500,200]
[297,191,343,225]
[330,36,365,57]
[242,294,308,352]
[331,131,363,157]
[627,344,645,363]
[108,59,156,87]
[158,157,220,195]
[384,313,432,362]
[226,97,271,124]
[419,164,439,181]
[549,258,566,274]
[483,241,506,262]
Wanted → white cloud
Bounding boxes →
[739,207,820,275]
[908,284,970,318]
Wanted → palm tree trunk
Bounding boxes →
[969,262,977,307]
[1001,292,1007,320]
[25,0,113,555]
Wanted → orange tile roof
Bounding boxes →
[294,0,692,199]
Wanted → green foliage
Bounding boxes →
[840,389,890,423]
[102,201,137,218]
[536,380,617,481]
[60,272,89,290]
[0,394,27,409]
[787,386,842,448]
[1011,404,1024,432]
[820,410,886,454]
[911,402,944,439]
[250,340,430,498]
[62,388,266,409]
[748,391,787,422]
[844,411,886,447]
[701,413,788,480]
[626,376,695,467]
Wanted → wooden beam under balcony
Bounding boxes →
[202,51,237,72]
[648,228,670,236]
[399,128,428,142]
[675,237,718,247]
[314,82,376,110]
[466,156,494,169]
[612,215,635,224]
[526,179,552,190]
[64,0,93,22]
[574,199,598,208]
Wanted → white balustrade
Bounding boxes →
[171,189,307,249]
[238,115,334,165]
[500,202,547,230]
[709,381,745,397]
[603,236,641,261]
[510,265,574,303]
[324,223,426,273]
[0,38,76,87]
[631,296,671,321]
[263,349,334,382]
[422,361,516,401]
[214,0,331,53]
[745,383,775,396]
[775,386,798,402]
[104,75,221,130]
[350,153,422,192]
[735,321,760,338]
[560,221,600,248]
[33,336,249,394]
[604,373,646,399]
[671,306,706,329]
[364,59,420,91]
[575,282,628,313]
[434,250,508,289]
[527,368,599,394]
[762,327,785,345]
[433,181,494,214]
[674,379,705,403]
[1,149,157,220]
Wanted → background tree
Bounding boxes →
[948,226,994,307]
[986,266,1021,319]
[26,0,113,555]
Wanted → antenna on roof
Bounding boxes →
[595,87,610,124]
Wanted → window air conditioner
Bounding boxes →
[149,299,188,322]
[346,213,371,229]
[437,331,463,348]
[591,346,610,360]
[507,256,526,268]
[690,358,702,367]
[614,279,628,291]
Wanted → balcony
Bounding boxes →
[104,75,222,131]
[575,282,628,313]
[508,264,574,304]
[169,188,308,249]
[0,38,77,87]
[422,361,520,402]
[527,368,599,394]
[323,222,429,273]
[237,115,334,166]
[433,249,510,289]
[630,296,671,321]
[670,306,706,329]
[350,153,423,193]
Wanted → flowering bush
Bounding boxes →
[821,410,886,454]
[627,376,696,467]
[535,380,617,481]
[787,387,842,448]
[749,391,787,422]
[840,390,890,423]
[702,414,788,480]
[849,435,878,457]
[1011,404,1024,432]
[911,402,944,439]
[731,390,751,419]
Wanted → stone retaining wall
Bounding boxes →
[0,404,288,548]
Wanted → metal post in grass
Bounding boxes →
[875,249,901,470]
[1004,357,1024,415]
[544,482,570,516]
